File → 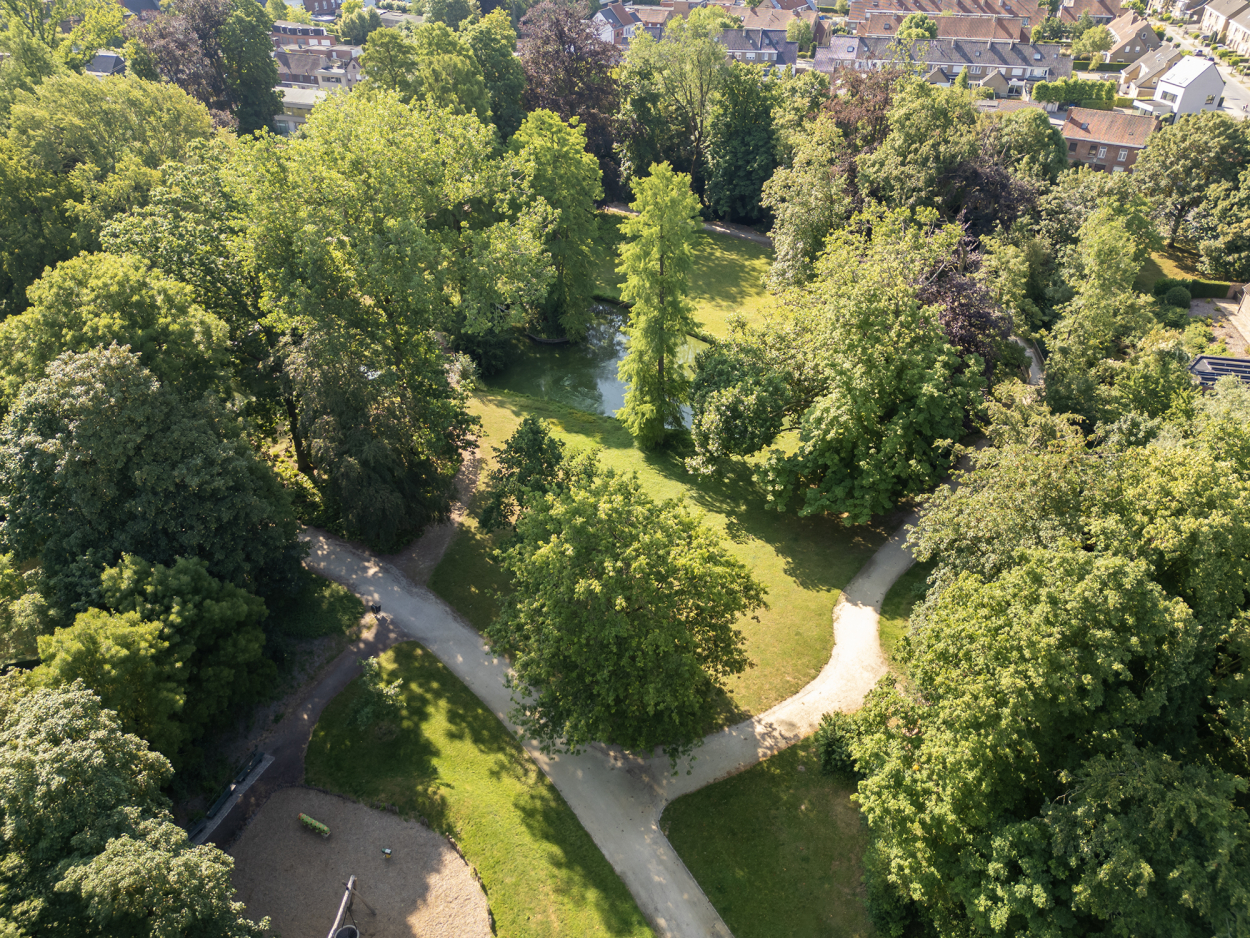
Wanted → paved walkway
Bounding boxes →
[604,203,774,248]
[302,511,915,938]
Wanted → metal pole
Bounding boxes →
[327,874,356,938]
[343,880,378,916]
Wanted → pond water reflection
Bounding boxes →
[485,310,698,419]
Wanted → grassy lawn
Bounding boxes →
[305,641,654,938]
[661,738,873,938]
[429,391,889,721]
[1135,244,1233,293]
[877,559,934,673]
[593,213,774,339]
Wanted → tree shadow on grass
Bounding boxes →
[511,780,657,938]
[687,232,771,314]
[635,435,890,596]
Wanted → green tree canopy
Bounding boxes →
[857,78,978,210]
[1134,111,1250,246]
[0,71,211,316]
[616,162,701,449]
[465,9,526,140]
[896,11,937,38]
[705,62,781,223]
[0,682,267,936]
[426,0,478,29]
[489,466,765,761]
[0,0,122,69]
[785,15,814,51]
[360,23,491,121]
[339,5,382,43]
[982,105,1068,182]
[1071,22,1112,59]
[1192,167,1250,281]
[0,346,300,613]
[0,251,230,408]
[220,0,282,134]
[510,109,604,339]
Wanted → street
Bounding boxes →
[1153,19,1250,120]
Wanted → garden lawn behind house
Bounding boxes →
[661,737,874,938]
[305,641,655,938]
[593,213,774,339]
[429,391,889,721]
[1134,245,1234,294]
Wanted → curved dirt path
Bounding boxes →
[301,513,916,938]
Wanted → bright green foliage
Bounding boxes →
[220,0,282,135]
[465,9,526,141]
[1071,22,1112,58]
[35,610,184,757]
[1031,15,1066,42]
[616,162,701,449]
[1031,77,1113,105]
[853,551,1215,938]
[1192,167,1250,281]
[0,346,299,612]
[1134,111,1250,246]
[761,115,851,287]
[0,252,229,407]
[785,16,814,51]
[0,683,266,937]
[0,553,47,664]
[698,207,980,522]
[983,106,1068,182]
[705,63,781,223]
[615,7,734,193]
[0,72,211,315]
[0,21,57,121]
[99,554,271,754]
[426,0,477,29]
[231,91,550,547]
[338,5,382,43]
[360,24,491,121]
[477,415,565,532]
[770,66,829,158]
[857,79,978,209]
[489,469,765,760]
[510,109,603,339]
[0,0,122,69]
[896,11,936,38]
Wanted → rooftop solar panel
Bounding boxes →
[1189,355,1250,389]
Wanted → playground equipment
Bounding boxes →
[328,875,376,938]
[299,813,331,837]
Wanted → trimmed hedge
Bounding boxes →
[1079,98,1114,109]
[1115,95,1134,107]
[1151,275,1234,300]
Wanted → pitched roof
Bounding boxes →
[631,5,675,24]
[1190,355,1250,388]
[771,0,813,9]
[854,11,1029,40]
[857,36,1071,74]
[977,96,1046,111]
[275,50,330,79]
[1160,55,1222,87]
[1126,42,1183,82]
[1061,107,1157,146]
[597,2,640,28]
[1107,10,1158,45]
[741,6,812,29]
[1056,0,1120,23]
[116,0,160,13]
[847,0,1035,22]
[85,50,127,75]
[1204,0,1250,19]
[813,37,866,65]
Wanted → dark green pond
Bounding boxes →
[486,309,698,418]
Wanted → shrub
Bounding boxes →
[1155,303,1190,329]
[1164,285,1193,308]
[813,711,861,777]
[352,656,403,728]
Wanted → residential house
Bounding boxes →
[316,55,363,90]
[631,5,676,38]
[1200,0,1249,39]
[1190,355,1250,387]
[84,50,126,77]
[272,20,336,49]
[813,36,866,70]
[834,38,1071,96]
[1117,43,1185,98]
[1056,0,1121,25]
[591,3,641,44]
[303,0,341,17]
[275,50,331,86]
[1061,107,1157,172]
[114,0,159,15]
[770,0,817,10]
[847,0,1035,25]
[742,6,827,45]
[855,11,1030,41]
[1149,0,1210,22]
[275,86,326,135]
[1104,11,1161,62]
[376,9,422,27]
[1224,6,1250,53]
[716,27,800,65]
[1136,55,1225,117]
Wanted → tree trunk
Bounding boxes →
[284,395,315,476]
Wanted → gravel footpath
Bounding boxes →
[229,787,491,938]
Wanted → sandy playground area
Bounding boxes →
[229,787,491,938]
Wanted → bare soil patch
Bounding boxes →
[229,787,491,938]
